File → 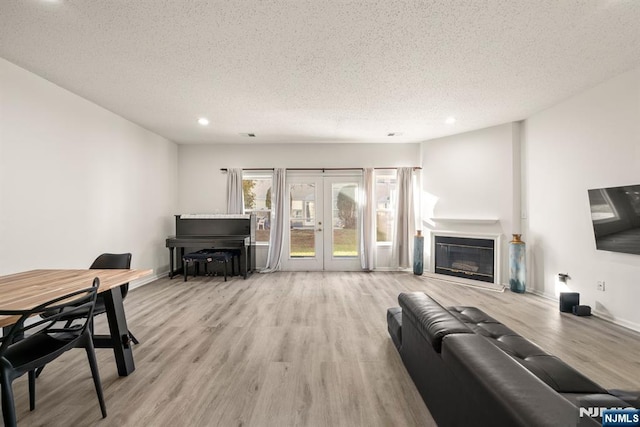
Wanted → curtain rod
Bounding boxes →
[220,167,421,172]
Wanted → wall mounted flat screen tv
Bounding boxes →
[588,184,640,255]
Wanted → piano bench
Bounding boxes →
[182,250,236,282]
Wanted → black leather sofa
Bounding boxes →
[387,292,638,427]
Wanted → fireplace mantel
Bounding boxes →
[430,218,500,225]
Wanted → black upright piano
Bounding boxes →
[166,214,256,279]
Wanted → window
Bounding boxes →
[242,172,272,244]
[375,170,397,243]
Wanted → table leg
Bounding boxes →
[93,287,135,376]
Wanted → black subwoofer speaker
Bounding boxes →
[572,305,592,316]
[559,292,580,313]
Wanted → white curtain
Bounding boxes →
[226,168,243,214]
[391,167,415,269]
[261,168,286,273]
[361,168,376,271]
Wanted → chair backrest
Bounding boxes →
[90,253,132,299]
[90,253,132,269]
[0,278,100,358]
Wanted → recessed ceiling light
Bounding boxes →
[445,116,456,125]
[197,117,209,126]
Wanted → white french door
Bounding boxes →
[282,173,362,271]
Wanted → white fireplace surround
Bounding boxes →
[429,230,503,289]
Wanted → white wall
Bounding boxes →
[0,58,178,280]
[178,143,420,268]
[523,67,640,331]
[420,123,518,283]
[419,68,640,331]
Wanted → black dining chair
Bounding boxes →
[0,278,107,427]
[40,253,136,340]
[88,253,138,344]
[35,253,137,379]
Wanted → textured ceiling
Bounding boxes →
[1,1,640,144]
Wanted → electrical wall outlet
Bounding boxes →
[597,281,606,291]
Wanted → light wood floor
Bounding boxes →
[7,272,640,426]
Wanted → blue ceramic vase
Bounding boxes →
[413,230,424,275]
[509,234,526,293]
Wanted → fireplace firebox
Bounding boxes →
[434,236,495,283]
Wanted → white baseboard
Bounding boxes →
[373,267,412,272]
[129,269,168,291]
[529,288,640,334]
[590,309,640,334]
[528,288,556,301]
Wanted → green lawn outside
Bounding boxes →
[290,228,358,257]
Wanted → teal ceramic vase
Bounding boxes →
[509,234,526,293]
[413,230,424,275]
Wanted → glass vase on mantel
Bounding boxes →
[509,234,526,293]
[413,230,424,275]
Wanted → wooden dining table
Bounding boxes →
[0,268,152,376]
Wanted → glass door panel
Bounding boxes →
[289,183,316,258]
[331,182,358,257]
[323,177,361,271]
[282,177,324,271]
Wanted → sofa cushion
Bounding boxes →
[561,393,637,424]
[517,355,607,394]
[398,292,472,353]
[447,305,607,394]
[386,307,402,350]
[448,306,520,338]
[472,322,520,338]
[442,334,600,427]
[447,306,500,324]
[608,389,640,408]
[493,334,549,358]
[490,330,605,393]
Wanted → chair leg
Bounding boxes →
[2,326,23,344]
[1,371,17,427]
[34,365,44,378]
[85,339,107,418]
[28,370,36,411]
[38,318,94,381]
[223,260,227,281]
[35,319,82,379]
[129,330,140,345]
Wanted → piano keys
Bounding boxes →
[166,214,256,279]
